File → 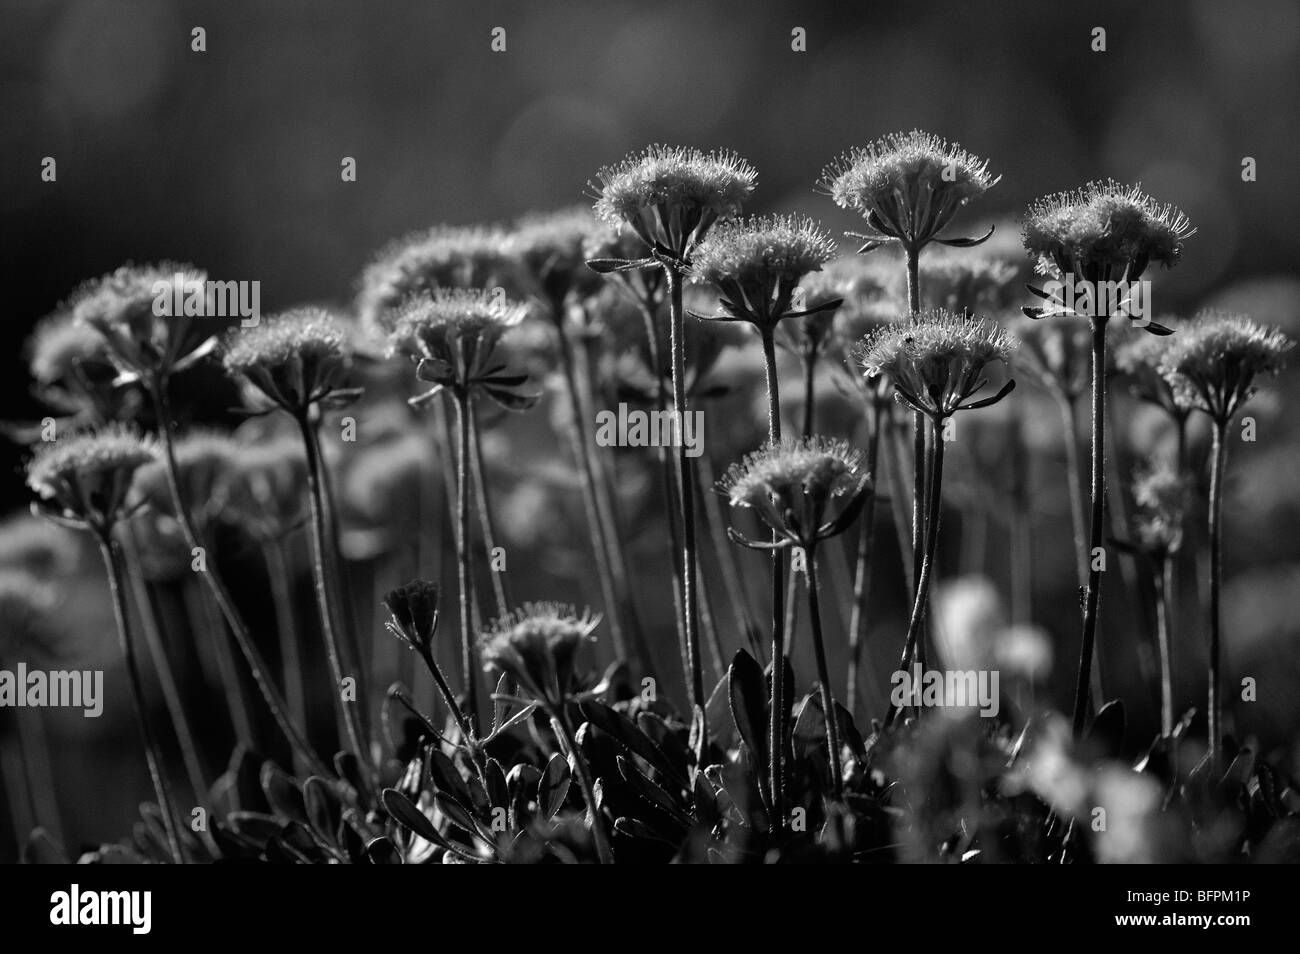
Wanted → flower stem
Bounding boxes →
[450,392,481,733]
[469,419,510,619]
[886,416,945,726]
[846,399,885,716]
[667,267,706,739]
[99,536,185,864]
[806,554,844,801]
[1056,391,1089,587]
[550,709,614,863]
[299,412,369,765]
[1153,554,1175,737]
[698,452,763,661]
[760,327,787,830]
[1207,418,1228,770]
[1071,318,1109,736]
[260,539,309,775]
[151,387,327,778]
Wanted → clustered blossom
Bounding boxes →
[222,308,354,414]
[722,436,871,549]
[386,288,536,410]
[590,145,757,258]
[1021,180,1194,283]
[508,206,606,311]
[357,225,521,337]
[1157,311,1293,424]
[1112,324,1193,418]
[73,262,216,384]
[1131,462,1190,556]
[690,214,839,330]
[479,603,600,710]
[26,424,158,535]
[26,311,127,420]
[819,130,998,250]
[856,308,1017,419]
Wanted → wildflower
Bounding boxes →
[1112,323,1194,429]
[722,436,871,550]
[479,603,600,712]
[386,288,537,410]
[357,225,523,338]
[383,579,441,658]
[1131,462,1191,557]
[26,424,158,536]
[855,308,1017,420]
[583,224,667,312]
[26,311,133,422]
[132,428,242,532]
[589,145,756,260]
[73,262,216,385]
[690,214,840,332]
[1157,311,1293,424]
[1022,180,1194,284]
[222,308,360,415]
[917,248,1023,315]
[508,207,606,313]
[819,130,998,254]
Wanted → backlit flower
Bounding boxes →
[222,308,356,414]
[478,603,600,710]
[1157,311,1293,423]
[26,424,158,535]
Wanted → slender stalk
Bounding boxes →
[551,709,614,863]
[666,268,705,731]
[1207,419,1228,769]
[904,247,928,678]
[885,412,917,593]
[846,399,885,715]
[150,387,327,777]
[886,418,945,726]
[1009,405,1033,627]
[299,412,368,764]
[1153,555,1174,737]
[261,540,308,773]
[1071,318,1109,736]
[806,555,843,801]
[469,421,510,619]
[782,348,820,656]
[99,537,184,863]
[760,327,786,830]
[450,394,480,733]
[1056,392,1089,588]
[690,465,728,681]
[124,534,208,803]
[195,583,254,748]
[698,452,762,661]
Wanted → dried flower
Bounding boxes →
[383,579,441,658]
[856,308,1017,419]
[222,308,357,414]
[589,145,756,259]
[478,603,600,710]
[73,262,217,385]
[386,288,537,411]
[1158,311,1293,424]
[819,130,998,252]
[690,214,839,331]
[1021,180,1194,283]
[721,436,871,550]
[26,424,158,536]
[357,225,523,337]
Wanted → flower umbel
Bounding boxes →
[1130,462,1191,556]
[1157,311,1293,424]
[819,130,998,252]
[722,436,872,550]
[26,424,158,536]
[478,603,600,711]
[222,308,358,415]
[856,308,1017,419]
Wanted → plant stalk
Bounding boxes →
[1071,318,1108,736]
[806,554,844,801]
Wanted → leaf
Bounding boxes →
[834,702,867,763]
[483,387,541,412]
[381,788,450,849]
[364,836,403,864]
[616,756,692,831]
[957,378,1016,412]
[484,758,509,811]
[585,256,654,274]
[1087,699,1126,759]
[580,701,688,790]
[934,224,996,248]
[434,792,490,843]
[425,747,474,807]
[259,762,308,826]
[1142,320,1175,336]
[539,754,573,818]
[302,776,343,847]
[727,650,769,789]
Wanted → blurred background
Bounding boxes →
[1,0,1299,859]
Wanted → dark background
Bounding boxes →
[1,0,1299,855]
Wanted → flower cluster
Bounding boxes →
[1131,462,1191,556]
[222,308,356,415]
[1157,311,1293,423]
[479,603,600,711]
[26,424,158,535]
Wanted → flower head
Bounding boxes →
[222,308,354,414]
[478,603,600,710]
[26,424,158,535]
[590,145,756,259]
[1157,311,1293,423]
[819,130,998,250]
[856,308,1017,419]
[357,225,522,338]
[1112,322,1192,418]
[27,311,134,422]
[386,288,537,411]
[383,579,440,658]
[917,248,1023,314]
[73,263,216,385]
[690,214,838,331]
[132,429,241,531]
[1022,180,1194,283]
[508,207,606,312]
[721,436,871,549]
[1130,461,1190,556]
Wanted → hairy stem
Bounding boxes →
[100,537,185,863]
[1071,318,1108,736]
[469,421,510,620]
[846,399,885,716]
[1207,419,1228,770]
[261,539,308,774]
[450,393,481,733]
[760,328,787,830]
[1153,555,1174,738]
